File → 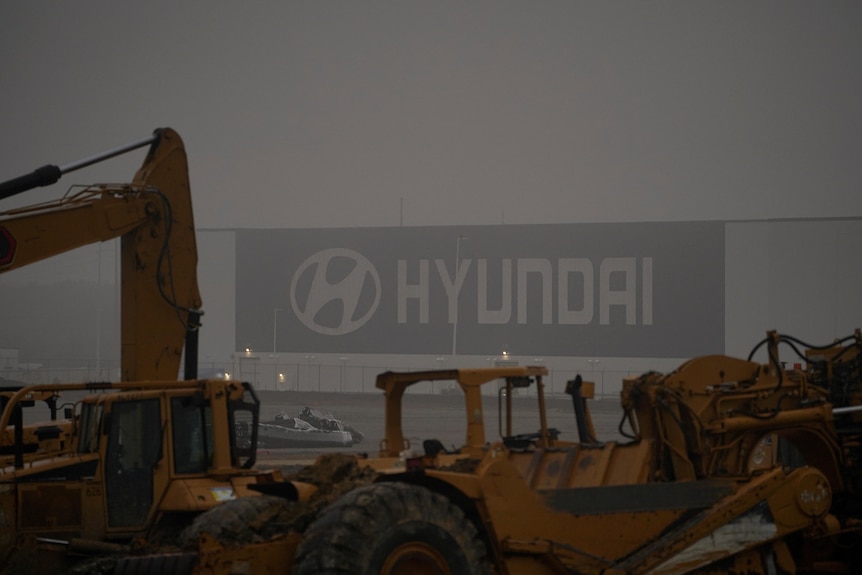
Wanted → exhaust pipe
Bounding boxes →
[565,375,597,443]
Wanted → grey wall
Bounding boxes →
[197,231,237,366]
[234,222,725,359]
[202,218,862,388]
[725,219,862,360]
[3,219,860,393]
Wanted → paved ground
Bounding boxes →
[254,388,629,466]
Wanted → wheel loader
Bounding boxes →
[0,130,304,574]
[118,330,862,574]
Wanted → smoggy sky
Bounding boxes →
[1,2,861,230]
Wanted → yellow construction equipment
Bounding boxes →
[123,331,862,574]
[0,130,304,574]
[5,131,861,574]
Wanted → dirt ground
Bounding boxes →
[254,388,629,467]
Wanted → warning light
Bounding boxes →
[0,227,16,267]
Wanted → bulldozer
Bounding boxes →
[0,130,302,574]
[119,330,862,574]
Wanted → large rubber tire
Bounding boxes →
[293,482,492,575]
[178,495,292,547]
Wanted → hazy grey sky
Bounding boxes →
[2,2,861,230]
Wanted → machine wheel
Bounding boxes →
[178,495,292,547]
[293,482,491,575]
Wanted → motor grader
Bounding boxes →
[119,330,861,574]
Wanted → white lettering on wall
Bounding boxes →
[517,258,553,324]
[478,259,512,324]
[397,259,429,323]
[558,258,593,324]
[600,257,636,325]
[396,257,653,326]
[435,258,471,323]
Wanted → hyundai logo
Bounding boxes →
[289,248,381,335]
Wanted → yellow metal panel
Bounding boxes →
[529,451,571,490]
[602,441,654,486]
[196,531,301,575]
[19,483,81,530]
[158,479,259,512]
[478,458,691,574]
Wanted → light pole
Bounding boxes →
[533,358,546,394]
[305,354,316,392]
[435,356,447,394]
[272,308,283,354]
[587,359,602,400]
[339,356,348,392]
[452,234,468,357]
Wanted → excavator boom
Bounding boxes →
[0,130,295,575]
[0,128,202,381]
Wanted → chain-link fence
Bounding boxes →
[5,357,656,401]
[219,359,644,400]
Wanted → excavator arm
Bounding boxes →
[0,128,202,381]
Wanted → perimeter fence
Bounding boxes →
[3,358,642,400]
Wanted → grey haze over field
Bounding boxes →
[1,2,860,233]
[1,2,861,369]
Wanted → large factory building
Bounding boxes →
[192,217,862,397]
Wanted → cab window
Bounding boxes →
[171,396,213,474]
[77,402,103,454]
